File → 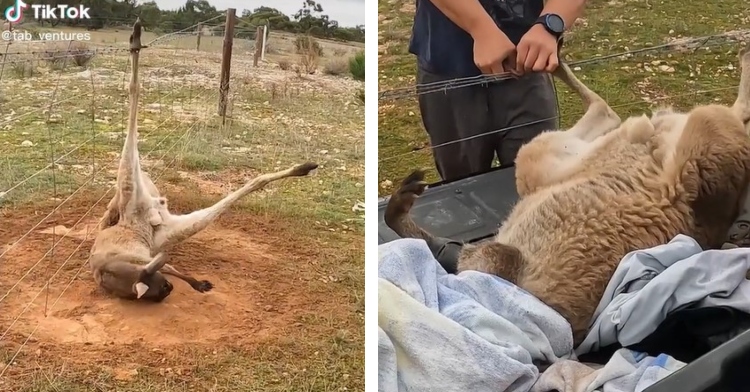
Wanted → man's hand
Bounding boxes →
[471,22,517,75]
[515,24,560,74]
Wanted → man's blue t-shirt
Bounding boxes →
[409,0,545,78]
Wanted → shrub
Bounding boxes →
[297,36,321,74]
[323,58,349,75]
[10,61,35,78]
[349,50,365,81]
[68,41,94,67]
[43,41,93,69]
[278,59,291,70]
[263,38,279,54]
[299,51,319,74]
[294,35,323,56]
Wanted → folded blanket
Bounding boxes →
[577,234,750,356]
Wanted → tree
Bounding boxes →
[1,0,364,43]
[244,6,293,31]
[293,1,340,38]
[138,1,162,30]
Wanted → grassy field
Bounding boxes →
[24,24,365,75]
[378,0,750,196]
[0,27,364,391]
[29,24,364,54]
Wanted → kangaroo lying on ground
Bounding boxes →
[385,45,750,345]
[89,20,318,302]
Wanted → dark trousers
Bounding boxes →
[417,67,559,182]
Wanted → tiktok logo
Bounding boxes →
[4,0,28,23]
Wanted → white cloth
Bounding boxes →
[533,349,685,392]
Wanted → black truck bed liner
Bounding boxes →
[377,167,519,245]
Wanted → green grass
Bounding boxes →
[12,331,363,391]
[0,37,364,390]
[350,51,366,81]
[377,0,750,195]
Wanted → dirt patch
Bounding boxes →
[0,191,331,355]
[171,168,255,196]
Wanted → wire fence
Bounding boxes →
[377,28,750,167]
[0,32,217,377]
[0,15,364,380]
[377,29,750,100]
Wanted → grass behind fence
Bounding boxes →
[377,0,750,195]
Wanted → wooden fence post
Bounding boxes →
[218,8,236,119]
[195,23,202,51]
[253,26,263,67]
[260,24,268,61]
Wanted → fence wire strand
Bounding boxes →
[378,27,749,166]
[379,84,743,163]
[378,29,750,100]
[145,14,225,46]
[0,114,207,378]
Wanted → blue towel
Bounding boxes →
[378,238,574,392]
[378,238,688,392]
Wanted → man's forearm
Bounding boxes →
[427,0,496,38]
[541,0,586,30]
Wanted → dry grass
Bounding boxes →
[7,61,36,78]
[377,0,750,195]
[298,37,322,75]
[42,41,94,69]
[278,58,292,70]
[294,35,325,57]
[324,58,351,76]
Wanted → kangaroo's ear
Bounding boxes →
[134,282,149,299]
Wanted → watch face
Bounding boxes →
[546,14,564,34]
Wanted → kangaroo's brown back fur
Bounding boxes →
[385,45,750,345]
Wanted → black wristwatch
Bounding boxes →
[534,13,565,39]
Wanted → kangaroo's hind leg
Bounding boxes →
[383,170,469,273]
[732,44,750,131]
[514,63,622,196]
[116,19,152,223]
[161,264,213,293]
[152,163,318,253]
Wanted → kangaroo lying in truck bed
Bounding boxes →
[385,45,750,345]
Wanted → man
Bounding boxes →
[409,0,587,182]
